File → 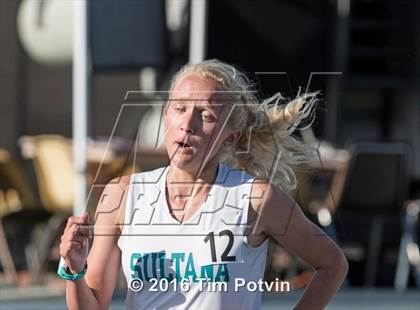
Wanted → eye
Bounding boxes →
[173,105,186,113]
[201,112,216,123]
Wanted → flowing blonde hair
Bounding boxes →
[169,59,318,193]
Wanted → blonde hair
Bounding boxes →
[169,59,318,193]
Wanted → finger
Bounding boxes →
[79,211,89,225]
[75,225,90,238]
[69,234,87,244]
[67,221,88,237]
[69,240,82,249]
[60,241,82,256]
[61,224,76,243]
[72,221,91,239]
[65,216,78,230]
[66,216,87,233]
[62,223,81,242]
[61,228,86,243]
[78,212,92,238]
[65,212,89,231]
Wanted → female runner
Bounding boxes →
[59,59,348,309]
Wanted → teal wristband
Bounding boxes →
[57,258,87,281]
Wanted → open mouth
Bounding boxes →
[177,142,190,148]
[176,141,192,149]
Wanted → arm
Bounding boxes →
[250,181,348,310]
[310,162,348,214]
[60,175,130,310]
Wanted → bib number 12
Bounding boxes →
[204,230,236,262]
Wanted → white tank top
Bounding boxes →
[117,163,269,310]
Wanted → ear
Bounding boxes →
[223,131,241,146]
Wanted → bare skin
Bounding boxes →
[60,175,129,310]
[162,72,239,222]
[248,182,348,309]
[60,72,348,310]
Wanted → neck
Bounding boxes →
[166,160,220,197]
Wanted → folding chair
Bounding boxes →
[0,148,46,285]
[18,135,75,283]
[395,199,420,291]
[315,142,411,286]
[18,134,121,283]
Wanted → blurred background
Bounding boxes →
[0,0,419,309]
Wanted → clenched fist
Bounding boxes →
[59,211,91,274]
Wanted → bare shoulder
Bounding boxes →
[249,179,298,236]
[250,180,294,214]
[94,174,132,234]
[250,179,347,275]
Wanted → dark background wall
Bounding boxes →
[0,1,141,157]
[1,0,419,181]
[0,1,21,155]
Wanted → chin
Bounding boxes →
[170,155,209,173]
[170,160,200,175]
[169,153,195,168]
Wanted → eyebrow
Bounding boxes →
[170,98,221,108]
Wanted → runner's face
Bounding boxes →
[164,72,235,172]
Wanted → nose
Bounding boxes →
[180,111,196,134]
